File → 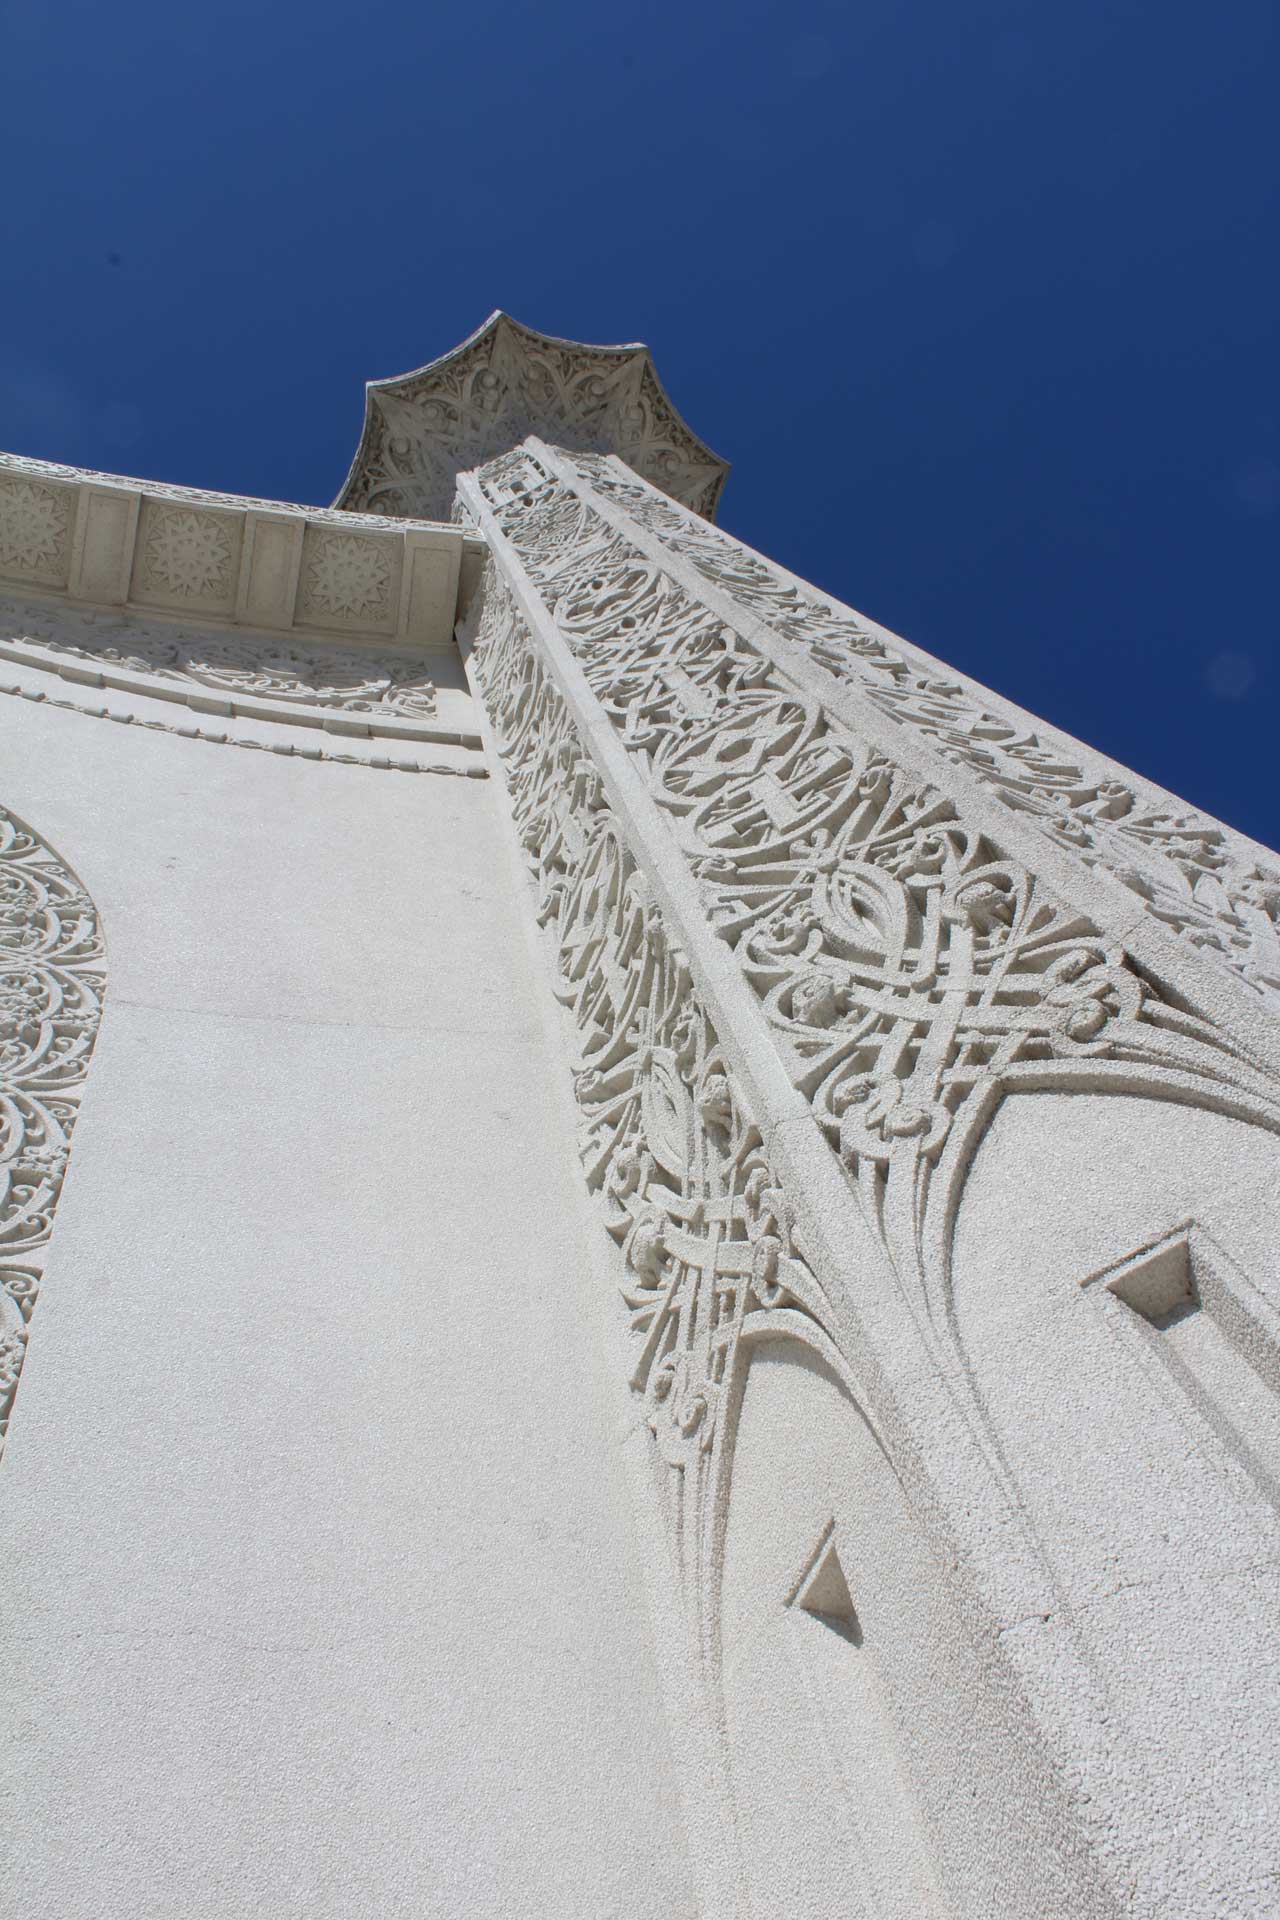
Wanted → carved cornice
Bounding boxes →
[0,452,482,654]
[334,311,729,524]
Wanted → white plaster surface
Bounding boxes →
[6,396,1280,1920]
[459,432,1280,1919]
[719,1339,1107,1920]
[0,690,694,1919]
[952,1090,1280,1919]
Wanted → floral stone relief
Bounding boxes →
[0,807,103,1452]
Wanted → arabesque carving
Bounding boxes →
[467,444,1280,1353]
[336,311,729,523]
[298,529,396,625]
[0,595,437,724]
[0,807,102,1452]
[470,571,832,1611]
[560,448,1280,1012]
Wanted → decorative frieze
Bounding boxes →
[0,673,485,778]
[0,474,75,586]
[0,451,481,653]
[0,594,442,731]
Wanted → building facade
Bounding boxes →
[1,314,1278,1918]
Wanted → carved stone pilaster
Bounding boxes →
[462,438,1280,1920]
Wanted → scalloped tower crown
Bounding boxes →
[335,311,729,522]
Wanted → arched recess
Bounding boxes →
[0,804,104,1454]
[715,1324,1107,1920]
[947,1083,1280,1920]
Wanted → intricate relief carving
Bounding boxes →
[0,674,480,778]
[0,453,485,661]
[0,595,437,723]
[473,451,1280,1312]
[336,311,728,523]
[0,476,73,586]
[0,807,102,1451]
[138,503,236,603]
[467,453,1280,1920]
[563,450,1280,1012]
[471,572,830,1595]
[298,529,396,626]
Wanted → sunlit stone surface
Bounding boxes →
[1,319,1278,1920]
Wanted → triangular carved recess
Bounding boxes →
[788,1522,862,1642]
[1084,1225,1198,1327]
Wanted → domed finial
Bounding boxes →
[335,311,728,522]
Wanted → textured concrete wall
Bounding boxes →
[462,437,1280,1920]
[6,401,1280,1919]
[0,681,693,1919]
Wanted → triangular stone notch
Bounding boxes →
[788,1521,862,1643]
[1083,1225,1199,1329]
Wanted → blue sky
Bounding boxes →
[3,0,1276,841]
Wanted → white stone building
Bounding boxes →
[1,313,1278,1919]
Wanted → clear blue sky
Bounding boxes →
[4,0,1276,842]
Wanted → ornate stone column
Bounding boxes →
[336,318,1280,1920]
[456,434,1280,1919]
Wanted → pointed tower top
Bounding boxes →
[334,310,729,523]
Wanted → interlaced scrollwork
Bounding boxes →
[337,312,728,522]
[472,450,1279,1313]
[561,448,1280,1012]
[0,807,102,1451]
[0,595,437,723]
[471,573,831,1595]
